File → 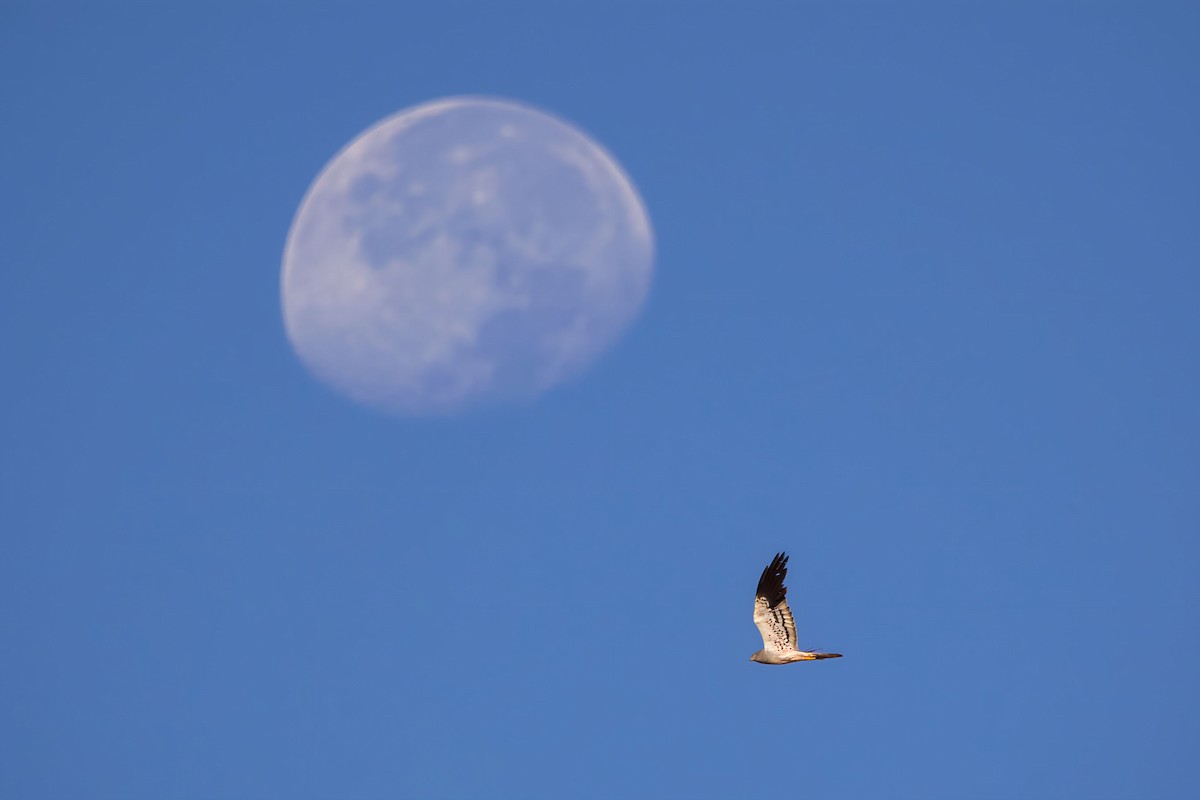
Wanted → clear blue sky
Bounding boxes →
[2,3,1198,798]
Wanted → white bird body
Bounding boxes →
[750,552,842,665]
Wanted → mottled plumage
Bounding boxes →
[750,552,843,665]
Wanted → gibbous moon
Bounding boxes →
[281,96,655,415]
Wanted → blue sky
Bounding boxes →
[2,3,1198,798]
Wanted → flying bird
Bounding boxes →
[750,552,843,664]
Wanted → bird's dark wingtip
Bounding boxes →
[755,551,789,608]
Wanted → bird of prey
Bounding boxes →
[750,552,843,664]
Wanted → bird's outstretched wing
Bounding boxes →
[753,552,799,655]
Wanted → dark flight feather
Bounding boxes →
[755,551,789,609]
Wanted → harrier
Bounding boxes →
[750,552,842,664]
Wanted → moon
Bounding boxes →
[281,96,655,415]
